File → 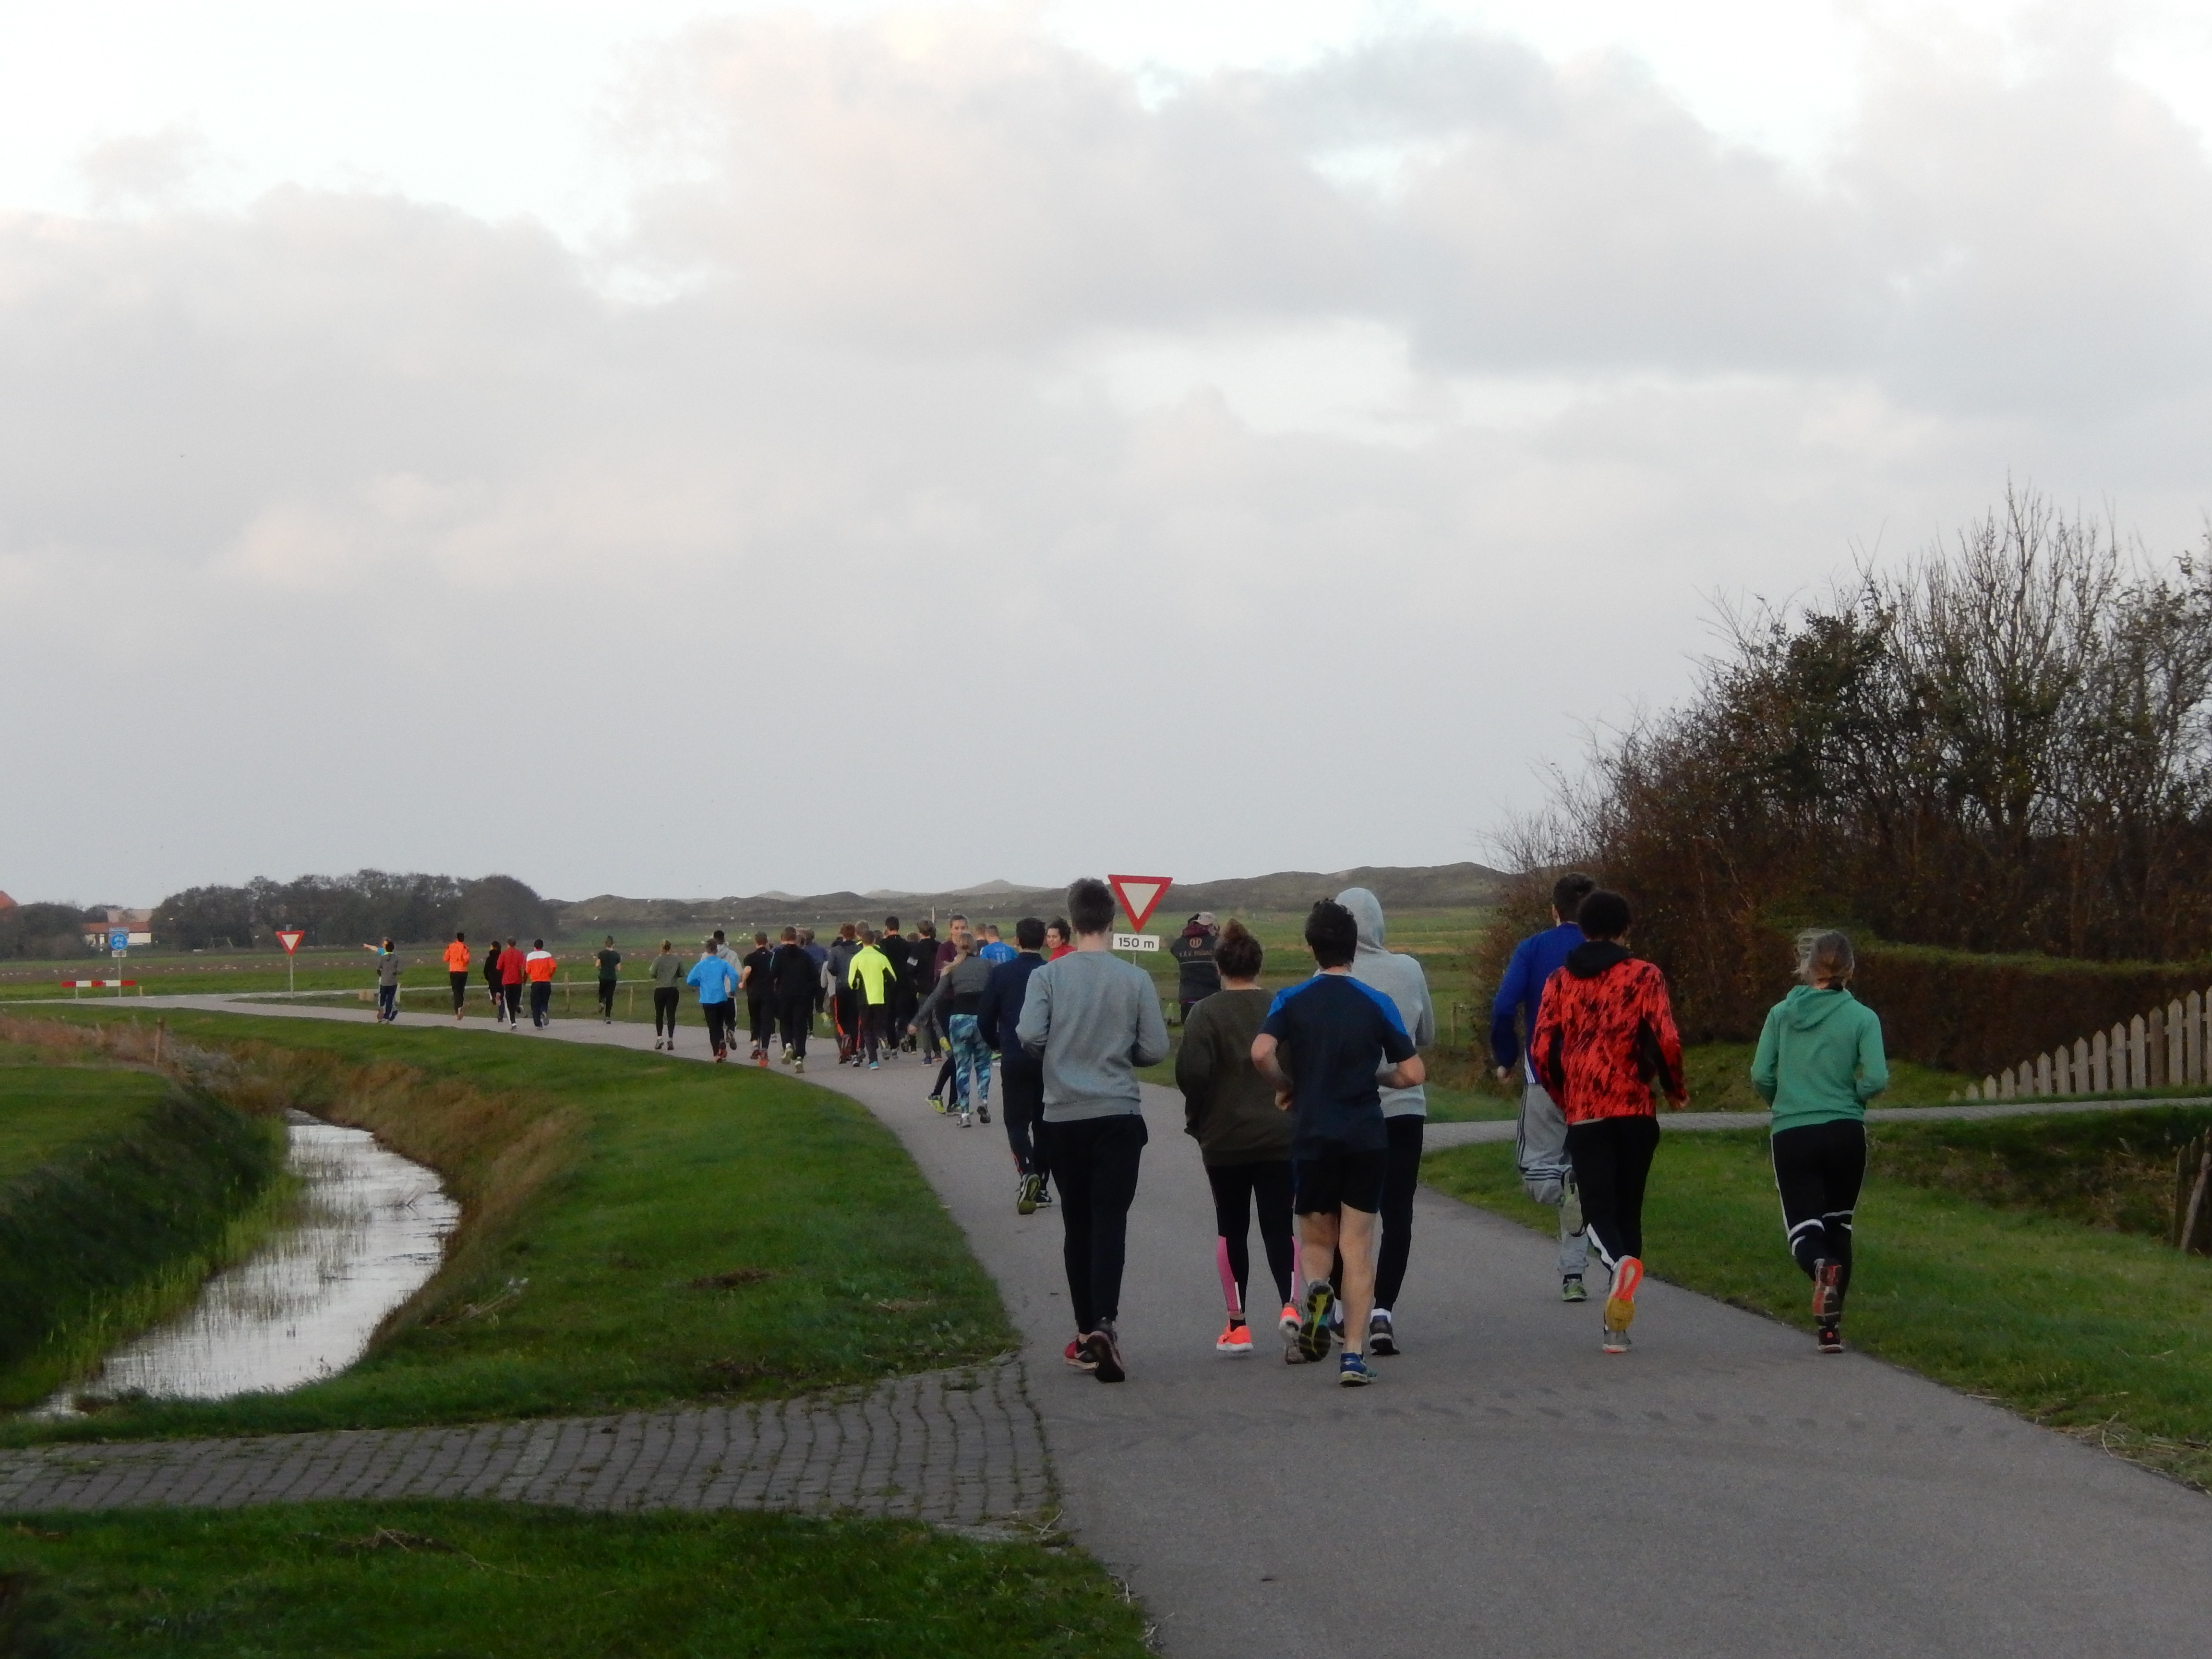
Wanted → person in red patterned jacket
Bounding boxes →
[1529,889,1687,1354]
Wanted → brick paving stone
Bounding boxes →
[0,1359,1048,1528]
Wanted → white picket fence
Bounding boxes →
[1961,989,2212,1100]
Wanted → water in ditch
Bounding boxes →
[41,1110,459,1412]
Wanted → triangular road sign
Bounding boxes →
[275,929,305,955]
[1107,875,1172,933]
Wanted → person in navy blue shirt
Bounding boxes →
[1490,871,1597,1301]
[1252,899,1423,1388]
[977,916,1053,1214]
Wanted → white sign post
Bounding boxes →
[276,928,305,995]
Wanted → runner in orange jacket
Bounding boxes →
[443,932,471,1022]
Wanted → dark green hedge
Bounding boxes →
[0,1085,283,1388]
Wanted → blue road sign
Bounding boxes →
[109,930,129,954]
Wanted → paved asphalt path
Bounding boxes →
[115,999,2212,1657]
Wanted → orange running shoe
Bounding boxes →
[1604,1256,1645,1336]
[1215,1320,1252,1356]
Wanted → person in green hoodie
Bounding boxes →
[1750,929,1888,1354]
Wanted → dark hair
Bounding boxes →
[1215,918,1263,980]
[455,931,465,941]
[1577,889,1632,939]
[1552,872,1597,920]
[1304,900,1357,969]
[949,912,968,926]
[532,938,544,950]
[1015,916,1046,950]
[754,932,768,945]
[1068,878,1116,937]
[918,920,937,938]
[712,930,725,942]
[884,915,899,930]
[1046,917,1070,939]
[780,926,797,942]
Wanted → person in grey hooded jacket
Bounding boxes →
[1336,887,1436,1356]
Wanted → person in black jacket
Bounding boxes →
[1170,913,1221,1022]
[878,917,914,1055]
[978,917,1054,1214]
[769,927,818,1071]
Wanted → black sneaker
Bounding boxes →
[1367,1309,1397,1357]
[1817,1320,1845,1354]
[977,1101,990,1124]
[1297,1282,1336,1362]
[1084,1324,1126,1383]
[1033,1184,1054,1207]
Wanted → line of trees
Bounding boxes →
[152,871,555,951]
[0,904,108,961]
[1489,485,2212,1037]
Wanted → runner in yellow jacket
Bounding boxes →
[847,930,901,1070]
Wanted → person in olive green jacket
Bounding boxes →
[1175,920,1295,1359]
[1750,929,1888,1353]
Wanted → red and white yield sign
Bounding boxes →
[1107,875,1172,933]
[275,929,305,955]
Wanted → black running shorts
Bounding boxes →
[1292,1142,1388,1216]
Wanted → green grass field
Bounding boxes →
[1425,1115,2212,1490]
[0,1052,172,1181]
[0,1503,1152,1658]
[4,1011,1012,1444]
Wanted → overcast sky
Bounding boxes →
[6,1,2211,906]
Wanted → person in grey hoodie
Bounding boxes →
[1336,888,1437,1357]
[1018,877,1170,1383]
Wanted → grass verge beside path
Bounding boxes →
[0,1035,288,1410]
[5,1011,1012,1445]
[1425,1123,2212,1491]
[0,1503,1152,1658]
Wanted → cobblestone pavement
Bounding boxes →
[0,1359,1049,1529]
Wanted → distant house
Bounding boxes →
[0,891,16,912]
[80,906,155,950]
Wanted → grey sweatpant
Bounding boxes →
[1517,1078,1589,1275]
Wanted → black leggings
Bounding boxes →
[747,997,773,1047]
[1040,1114,1147,1335]
[653,986,680,1037]
[703,1000,734,1056]
[1207,1159,1294,1313]
[598,980,617,1018]
[503,983,522,1022]
[1565,1114,1660,1271]
[449,971,469,1012]
[1375,1114,1424,1310]
[1001,1060,1048,1180]
[1772,1119,1866,1308]
[778,994,812,1058]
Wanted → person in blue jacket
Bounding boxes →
[687,943,740,1063]
[1489,872,1597,1300]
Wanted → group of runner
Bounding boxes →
[386,868,1887,1379]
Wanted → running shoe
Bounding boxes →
[978,1103,990,1124]
[1338,1353,1376,1387]
[959,1111,972,1127]
[1811,1259,1842,1321]
[1016,1174,1040,1215]
[1278,1301,1300,1338]
[1033,1185,1054,1207]
[1367,1309,1397,1357]
[757,1053,768,1068]
[928,1094,946,1115]
[868,1061,880,1071]
[1602,1326,1632,1355]
[1562,1275,1587,1303]
[1084,1324,1126,1383]
[1296,1282,1336,1362]
[793,1058,804,1074]
[1215,1320,1252,1357]
[1604,1256,1644,1339]
[1561,1181,1584,1238]
[1817,1321,1845,1355]
[1063,1337,1097,1372]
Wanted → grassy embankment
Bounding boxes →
[3,1008,1013,1445]
[0,1504,1151,1659]
[0,1015,1153,1655]
[0,1030,289,1409]
[1427,1105,2212,1489]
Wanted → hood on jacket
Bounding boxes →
[1565,940,1632,978]
[1780,983,1858,1030]
[1337,887,1388,954]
